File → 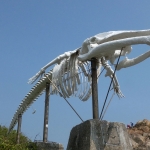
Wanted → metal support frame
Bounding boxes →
[91,58,99,119]
[16,114,22,144]
[43,82,50,143]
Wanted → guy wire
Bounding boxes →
[99,47,123,120]
[45,74,84,122]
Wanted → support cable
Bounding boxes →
[101,92,115,120]
[45,75,84,122]
[99,48,123,120]
[98,65,107,78]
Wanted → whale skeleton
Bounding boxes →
[8,29,150,133]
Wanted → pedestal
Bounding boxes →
[67,119,133,150]
[35,141,64,150]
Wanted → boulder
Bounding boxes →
[132,134,145,145]
[127,119,150,150]
[146,141,150,150]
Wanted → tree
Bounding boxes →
[0,125,37,150]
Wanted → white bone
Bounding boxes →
[78,36,150,61]
[92,29,150,44]
[78,63,89,100]
[9,29,150,133]
[117,51,150,70]
[80,29,150,55]
[75,59,80,85]
[63,72,69,96]
[69,54,75,95]
[66,58,72,96]
[59,60,68,98]
[74,55,78,93]
[101,58,124,97]
[28,50,77,84]
[61,59,69,97]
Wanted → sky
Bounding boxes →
[1,0,150,149]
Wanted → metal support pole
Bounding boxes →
[91,58,99,119]
[16,114,22,144]
[43,82,50,143]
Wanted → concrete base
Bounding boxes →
[35,141,64,150]
[67,119,133,150]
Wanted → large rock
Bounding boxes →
[135,119,150,128]
[67,119,132,150]
[127,119,150,150]
[131,134,145,145]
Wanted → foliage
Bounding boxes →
[0,125,37,150]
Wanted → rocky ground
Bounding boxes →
[127,119,150,150]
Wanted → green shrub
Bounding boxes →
[0,125,37,150]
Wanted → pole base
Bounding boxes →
[35,141,64,150]
[67,119,133,150]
